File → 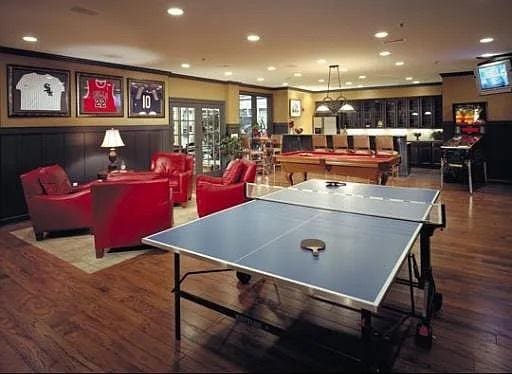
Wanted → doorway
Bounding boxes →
[239,93,271,137]
[170,99,225,175]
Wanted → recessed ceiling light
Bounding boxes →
[340,67,348,72]
[480,37,494,43]
[374,31,388,38]
[379,51,391,56]
[22,35,38,42]
[247,34,260,42]
[357,84,364,88]
[345,82,352,85]
[257,77,264,81]
[413,80,420,84]
[318,79,325,83]
[405,77,413,81]
[480,53,496,58]
[358,75,367,79]
[167,7,184,16]
[395,61,404,66]
[317,59,327,64]
[224,71,233,76]
[181,63,190,68]
[293,72,302,77]
[267,66,276,71]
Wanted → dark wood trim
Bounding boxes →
[0,46,170,76]
[0,125,169,135]
[439,71,474,78]
[475,51,512,60]
[169,97,225,106]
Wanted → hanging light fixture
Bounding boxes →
[315,65,355,114]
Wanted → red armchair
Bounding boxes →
[91,178,173,258]
[195,159,257,217]
[20,165,93,240]
[150,152,194,206]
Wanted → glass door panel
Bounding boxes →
[239,94,253,136]
[171,106,195,153]
[201,108,221,173]
[256,96,268,136]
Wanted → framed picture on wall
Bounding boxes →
[7,65,70,117]
[289,99,302,117]
[127,78,165,118]
[76,72,124,116]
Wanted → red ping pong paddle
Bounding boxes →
[301,239,326,257]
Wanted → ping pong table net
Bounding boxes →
[246,183,445,227]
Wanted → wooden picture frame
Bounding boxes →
[76,72,124,117]
[127,78,165,118]
[7,65,70,117]
[289,99,302,117]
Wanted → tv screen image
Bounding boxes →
[476,60,512,94]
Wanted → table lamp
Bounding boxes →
[101,128,125,171]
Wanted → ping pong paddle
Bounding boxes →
[325,181,346,188]
[301,239,326,257]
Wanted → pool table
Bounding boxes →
[276,151,400,185]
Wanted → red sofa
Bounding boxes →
[20,165,94,240]
[91,178,173,258]
[195,159,256,217]
[150,152,194,206]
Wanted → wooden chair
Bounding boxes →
[271,134,283,184]
[375,136,397,154]
[312,135,328,151]
[332,135,349,153]
[352,135,371,154]
[375,136,400,177]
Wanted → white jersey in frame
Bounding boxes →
[16,72,65,111]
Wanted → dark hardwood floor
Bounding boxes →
[1,168,512,372]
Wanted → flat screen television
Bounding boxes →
[475,59,512,95]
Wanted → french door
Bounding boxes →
[170,99,225,175]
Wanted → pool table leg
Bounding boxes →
[286,172,294,185]
[380,173,389,185]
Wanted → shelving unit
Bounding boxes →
[333,95,442,130]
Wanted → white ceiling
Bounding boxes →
[1,0,511,91]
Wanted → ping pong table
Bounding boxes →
[142,179,445,369]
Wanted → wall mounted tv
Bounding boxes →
[475,59,512,95]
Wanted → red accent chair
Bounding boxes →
[20,165,94,240]
[91,178,173,258]
[150,152,194,206]
[195,159,257,218]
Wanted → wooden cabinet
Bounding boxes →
[335,95,442,129]
[409,141,442,167]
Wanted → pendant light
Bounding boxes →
[315,65,355,114]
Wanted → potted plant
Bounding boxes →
[219,135,244,161]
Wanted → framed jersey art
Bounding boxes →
[128,78,165,118]
[7,65,70,117]
[77,72,124,116]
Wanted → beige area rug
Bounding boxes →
[10,197,199,274]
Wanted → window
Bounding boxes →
[239,93,271,136]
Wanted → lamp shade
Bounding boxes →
[338,103,356,112]
[101,128,125,148]
[316,103,332,113]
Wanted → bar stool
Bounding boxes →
[352,135,372,154]
[332,134,349,153]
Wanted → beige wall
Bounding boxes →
[442,75,512,122]
[288,89,314,134]
[0,52,170,127]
